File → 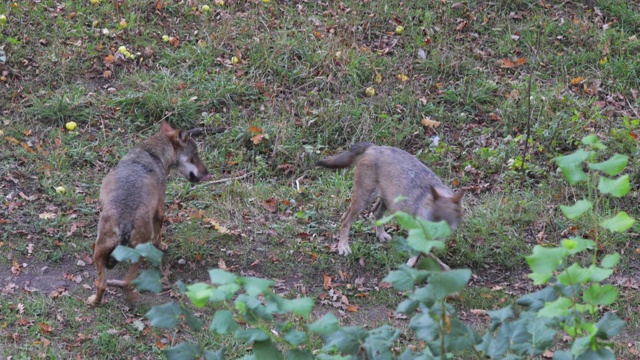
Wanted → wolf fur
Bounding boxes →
[317,142,464,259]
[87,122,210,306]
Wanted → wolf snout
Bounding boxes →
[189,171,211,183]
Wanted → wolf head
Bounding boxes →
[428,187,465,231]
[161,122,211,183]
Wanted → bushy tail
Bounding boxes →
[105,223,133,269]
[316,142,374,169]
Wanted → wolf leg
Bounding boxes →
[372,201,392,242]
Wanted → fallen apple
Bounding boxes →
[55,186,66,195]
[65,121,77,131]
[365,87,375,97]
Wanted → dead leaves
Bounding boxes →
[497,57,527,68]
[421,117,441,129]
[248,125,265,145]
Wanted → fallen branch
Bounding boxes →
[194,171,253,188]
[186,126,228,137]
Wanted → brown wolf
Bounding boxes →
[317,142,464,260]
[87,122,211,306]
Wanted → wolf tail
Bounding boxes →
[105,223,133,269]
[316,142,374,169]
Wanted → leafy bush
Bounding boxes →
[116,134,631,359]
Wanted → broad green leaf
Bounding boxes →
[243,277,274,296]
[600,211,635,232]
[208,269,238,285]
[308,313,340,335]
[418,218,451,239]
[554,150,590,184]
[583,284,618,306]
[596,312,626,339]
[588,265,613,282]
[145,302,183,328]
[253,339,284,360]
[598,175,630,197]
[235,328,269,343]
[557,263,591,286]
[576,349,616,360]
[396,299,419,315]
[538,296,572,317]
[210,283,241,301]
[477,331,508,358]
[425,269,471,300]
[559,200,592,219]
[588,154,628,176]
[528,317,557,352]
[210,310,237,334]
[164,342,201,360]
[322,326,368,355]
[581,134,599,145]
[526,246,568,284]
[600,253,620,269]
[112,245,140,264]
[281,298,314,318]
[364,325,401,359]
[561,237,595,255]
[406,228,445,254]
[284,329,308,346]
[487,306,514,331]
[135,242,163,266]
[552,350,572,360]
[517,287,557,311]
[382,265,429,291]
[186,283,215,308]
[182,305,203,332]
[204,349,225,360]
[445,318,480,351]
[131,269,162,293]
[393,211,421,230]
[285,350,314,360]
[571,336,592,356]
[410,313,438,342]
[235,294,273,321]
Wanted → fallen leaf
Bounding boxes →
[497,58,515,68]
[104,54,115,65]
[251,133,264,145]
[262,198,277,213]
[323,274,332,290]
[218,258,227,270]
[39,212,57,220]
[515,57,527,66]
[421,117,441,128]
[345,304,359,312]
[570,76,584,85]
[39,322,53,334]
[248,125,262,134]
[397,74,409,82]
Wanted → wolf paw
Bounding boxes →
[86,295,99,306]
[376,229,392,242]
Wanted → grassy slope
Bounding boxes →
[1,0,639,358]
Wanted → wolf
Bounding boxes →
[87,122,210,306]
[317,142,464,262]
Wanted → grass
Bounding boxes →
[1,0,640,358]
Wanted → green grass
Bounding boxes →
[1,0,640,357]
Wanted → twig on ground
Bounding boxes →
[186,126,228,137]
[194,171,253,188]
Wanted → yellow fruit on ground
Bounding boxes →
[231,56,239,64]
[55,186,66,195]
[65,121,77,131]
[395,25,404,35]
[202,5,210,11]
[162,35,169,42]
[365,87,375,97]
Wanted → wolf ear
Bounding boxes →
[451,190,466,204]
[160,121,175,135]
[430,186,441,200]
[178,130,191,142]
